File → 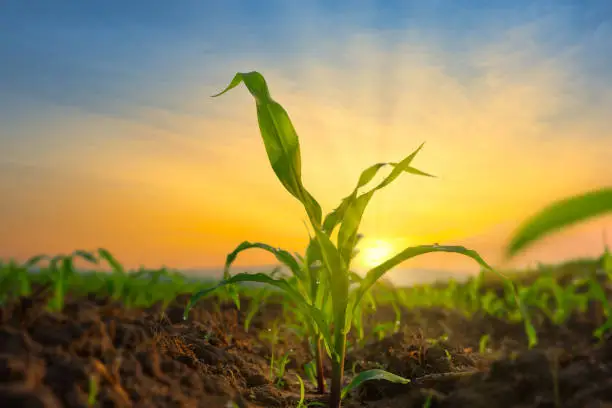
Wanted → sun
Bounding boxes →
[358,238,395,268]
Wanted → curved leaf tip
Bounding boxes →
[341,369,410,400]
[506,187,612,258]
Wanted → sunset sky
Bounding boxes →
[1,0,611,285]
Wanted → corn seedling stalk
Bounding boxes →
[274,352,292,387]
[88,373,100,407]
[304,360,321,390]
[478,334,491,354]
[183,71,529,407]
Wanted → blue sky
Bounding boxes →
[2,0,610,121]
[1,0,611,282]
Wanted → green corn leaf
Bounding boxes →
[322,191,357,235]
[348,271,377,310]
[72,249,99,265]
[357,163,392,186]
[213,71,322,226]
[305,236,325,299]
[50,255,74,311]
[337,191,375,264]
[314,269,331,312]
[506,187,612,258]
[341,369,410,400]
[183,272,332,348]
[478,334,491,354]
[502,279,538,347]
[223,241,305,309]
[594,318,612,340]
[312,225,348,328]
[49,254,64,272]
[352,244,492,314]
[588,279,611,316]
[372,143,430,190]
[225,241,304,281]
[97,248,124,274]
[322,151,433,236]
[336,144,433,264]
[244,287,272,332]
[295,374,306,408]
[351,303,365,341]
[23,254,48,269]
[348,243,539,346]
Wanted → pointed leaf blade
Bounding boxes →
[353,244,492,314]
[224,241,304,281]
[213,71,322,225]
[506,187,612,258]
[341,369,410,400]
[97,248,124,274]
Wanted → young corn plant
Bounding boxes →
[243,285,274,332]
[88,373,100,407]
[183,71,525,407]
[273,352,292,388]
[0,259,32,305]
[95,248,129,301]
[478,334,491,354]
[25,250,98,312]
[347,272,378,349]
[369,286,401,341]
[259,319,286,384]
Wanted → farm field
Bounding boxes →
[1,252,612,408]
[4,1,612,407]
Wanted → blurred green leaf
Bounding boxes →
[506,187,612,258]
[98,248,124,274]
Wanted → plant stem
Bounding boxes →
[315,336,326,394]
[329,332,347,408]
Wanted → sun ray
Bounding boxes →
[357,238,396,269]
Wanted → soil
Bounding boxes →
[1,279,612,408]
